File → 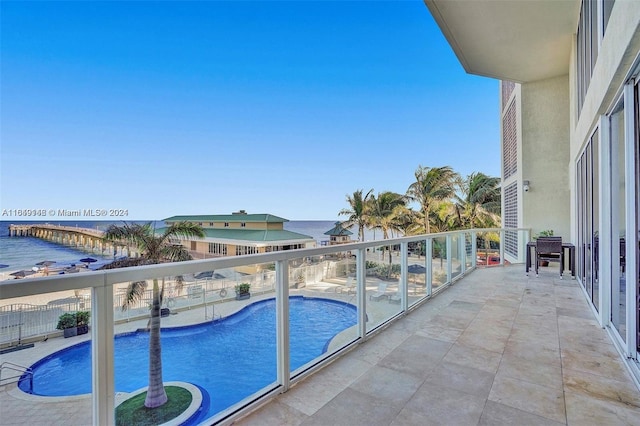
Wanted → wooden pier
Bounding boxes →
[8,224,138,258]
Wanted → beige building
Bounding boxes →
[163,210,315,258]
[425,0,639,384]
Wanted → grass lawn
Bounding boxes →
[116,386,193,426]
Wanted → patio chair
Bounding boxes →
[535,236,564,278]
[336,277,356,295]
[369,282,388,301]
[388,290,401,304]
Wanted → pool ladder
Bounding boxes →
[0,362,33,393]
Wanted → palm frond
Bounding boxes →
[121,281,148,311]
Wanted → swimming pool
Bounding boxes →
[19,296,356,420]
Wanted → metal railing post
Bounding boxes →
[356,248,367,339]
[471,232,477,269]
[446,235,453,283]
[92,278,114,426]
[275,260,290,392]
[400,242,408,312]
[459,234,466,275]
[425,238,433,297]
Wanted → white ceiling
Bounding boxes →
[424,0,580,83]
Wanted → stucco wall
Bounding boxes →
[521,75,571,238]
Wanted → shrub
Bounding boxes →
[235,283,251,294]
[76,311,90,326]
[56,312,77,330]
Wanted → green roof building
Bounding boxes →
[323,222,353,246]
[163,210,315,258]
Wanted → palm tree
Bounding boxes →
[367,191,407,240]
[455,172,501,229]
[406,165,459,234]
[102,221,205,408]
[367,192,406,275]
[339,189,373,242]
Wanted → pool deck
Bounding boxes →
[1,266,639,425]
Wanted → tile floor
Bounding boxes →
[235,266,640,426]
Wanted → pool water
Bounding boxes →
[19,296,356,419]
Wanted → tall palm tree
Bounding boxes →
[367,191,406,275]
[406,165,459,234]
[367,191,407,240]
[102,221,205,408]
[339,189,373,242]
[455,172,501,229]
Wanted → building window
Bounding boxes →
[224,222,229,227]
[209,222,214,226]
[208,243,227,255]
[235,245,257,255]
[577,0,600,115]
[502,100,517,179]
[241,222,246,228]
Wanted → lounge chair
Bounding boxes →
[389,290,401,304]
[336,277,356,295]
[369,282,388,301]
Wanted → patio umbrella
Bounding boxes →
[36,260,56,267]
[79,257,98,267]
[10,270,35,279]
[407,264,427,274]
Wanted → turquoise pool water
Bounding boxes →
[19,296,357,420]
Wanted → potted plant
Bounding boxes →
[56,312,78,338]
[75,311,90,335]
[234,283,251,300]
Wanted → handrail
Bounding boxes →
[0,361,33,392]
[0,227,532,300]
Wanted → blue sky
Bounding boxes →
[1,1,499,221]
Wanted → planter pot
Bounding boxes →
[77,325,89,335]
[235,293,251,301]
[63,327,78,338]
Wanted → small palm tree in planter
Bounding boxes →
[102,221,204,409]
[235,283,251,300]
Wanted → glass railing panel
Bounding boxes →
[465,232,474,269]
[451,234,462,280]
[476,231,501,268]
[365,244,402,332]
[431,236,448,291]
[1,285,95,424]
[288,252,358,376]
[408,247,428,308]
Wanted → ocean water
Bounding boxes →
[0,220,379,275]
